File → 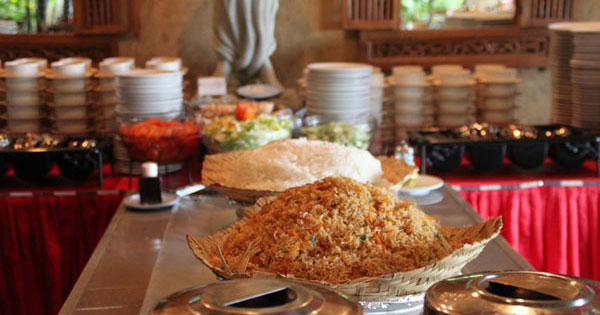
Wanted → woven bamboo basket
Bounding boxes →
[187,197,502,300]
[202,152,417,204]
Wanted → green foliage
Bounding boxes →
[401,0,464,29]
[0,0,37,31]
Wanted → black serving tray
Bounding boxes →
[0,136,111,186]
[408,124,600,175]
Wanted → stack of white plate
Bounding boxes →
[94,57,135,134]
[569,22,600,129]
[432,65,475,128]
[475,65,520,125]
[116,69,184,118]
[0,58,48,134]
[305,62,372,122]
[549,22,577,124]
[46,57,96,135]
[388,65,433,140]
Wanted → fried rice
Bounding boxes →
[212,176,459,284]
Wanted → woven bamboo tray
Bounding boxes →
[202,152,417,204]
[187,197,502,300]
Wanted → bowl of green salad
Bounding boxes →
[202,102,292,153]
[300,114,373,150]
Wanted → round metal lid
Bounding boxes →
[152,278,362,314]
[425,271,600,314]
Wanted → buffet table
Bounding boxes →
[59,185,533,314]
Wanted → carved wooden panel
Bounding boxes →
[74,0,140,35]
[342,0,401,30]
[360,28,550,69]
[0,35,117,64]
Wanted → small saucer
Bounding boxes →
[124,192,179,211]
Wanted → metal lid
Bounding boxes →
[152,278,362,314]
[425,271,600,314]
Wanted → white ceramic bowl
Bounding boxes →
[52,105,90,120]
[7,119,43,133]
[436,85,473,99]
[438,114,472,127]
[432,64,464,74]
[393,86,427,99]
[100,57,135,74]
[392,65,423,75]
[479,97,515,110]
[438,100,472,113]
[394,100,424,114]
[437,69,472,84]
[5,77,43,91]
[97,77,117,90]
[4,60,41,77]
[52,92,89,106]
[146,57,182,71]
[98,91,118,104]
[59,57,92,69]
[52,78,89,92]
[53,118,92,134]
[51,60,87,76]
[395,113,424,127]
[479,67,518,82]
[6,105,44,119]
[480,110,514,124]
[6,91,42,106]
[392,71,426,85]
[477,83,518,96]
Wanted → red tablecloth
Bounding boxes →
[438,159,600,281]
[1,159,599,315]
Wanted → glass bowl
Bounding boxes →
[119,117,201,163]
[300,114,374,150]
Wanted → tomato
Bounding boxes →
[235,102,256,121]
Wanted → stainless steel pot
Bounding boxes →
[424,271,600,314]
[152,278,362,314]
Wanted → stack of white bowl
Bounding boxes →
[432,65,476,128]
[0,58,48,134]
[94,57,135,134]
[146,57,186,72]
[475,64,520,125]
[46,57,96,135]
[388,65,433,140]
[305,62,372,122]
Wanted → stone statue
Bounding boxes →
[212,0,282,88]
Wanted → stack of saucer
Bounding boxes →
[305,62,372,122]
[475,65,520,125]
[94,57,135,134]
[549,22,577,124]
[1,58,48,134]
[388,65,433,139]
[115,69,184,119]
[46,58,96,135]
[368,69,393,154]
[432,66,475,128]
[569,22,600,129]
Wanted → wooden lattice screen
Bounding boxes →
[519,0,583,27]
[73,0,139,35]
[342,0,401,30]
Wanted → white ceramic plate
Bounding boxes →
[124,192,179,211]
[399,175,444,195]
[236,83,282,99]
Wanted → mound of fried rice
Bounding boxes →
[212,176,460,283]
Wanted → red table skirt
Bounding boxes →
[0,194,124,315]
[457,185,600,281]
